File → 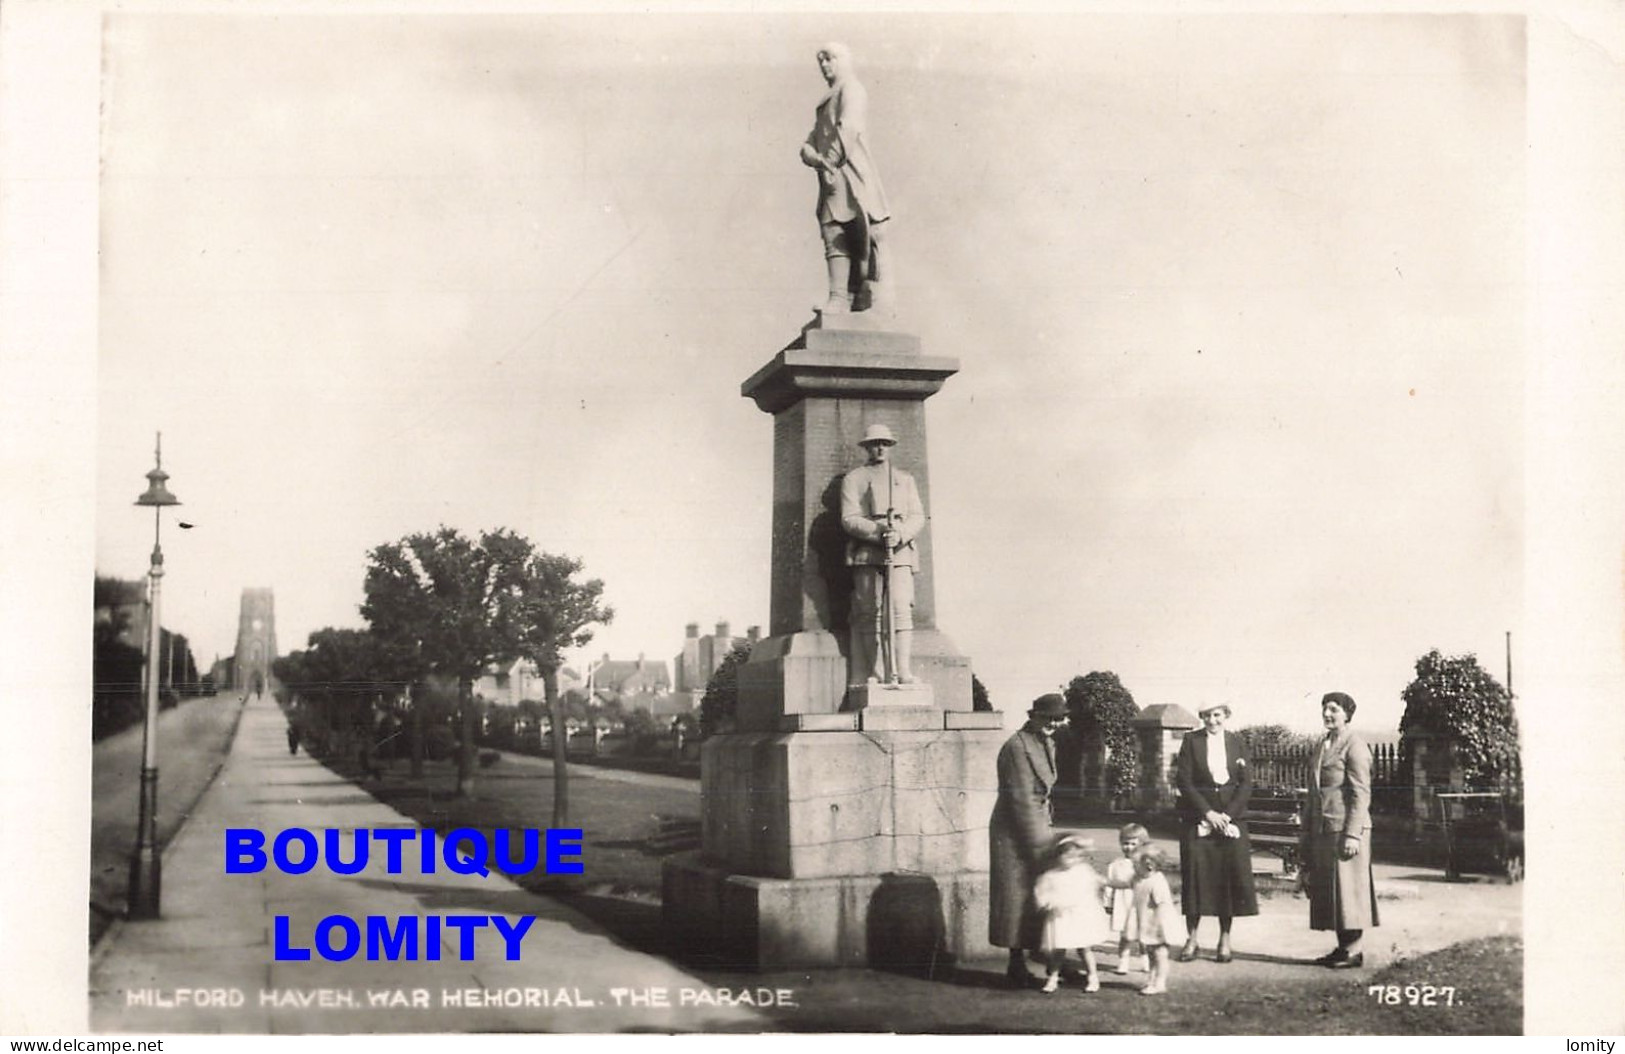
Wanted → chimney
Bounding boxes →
[747,626,761,643]
[716,621,730,639]
[686,622,699,639]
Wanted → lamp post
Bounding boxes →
[128,432,179,919]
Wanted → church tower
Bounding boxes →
[233,588,277,694]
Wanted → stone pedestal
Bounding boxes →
[662,315,1003,969]
[848,681,934,710]
[662,860,995,973]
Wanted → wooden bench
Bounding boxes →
[1245,789,1305,876]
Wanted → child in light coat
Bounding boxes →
[1105,822,1149,974]
[1122,844,1186,995]
[1032,834,1109,993]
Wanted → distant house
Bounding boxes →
[589,653,672,708]
[94,576,148,651]
[475,659,583,708]
[210,656,234,692]
[671,620,761,711]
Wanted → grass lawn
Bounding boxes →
[90,693,248,946]
[317,749,1521,1035]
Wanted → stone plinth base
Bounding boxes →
[734,629,972,732]
[849,680,934,709]
[700,728,1002,879]
[774,709,1004,732]
[735,630,845,732]
[662,856,995,971]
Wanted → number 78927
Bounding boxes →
[1368,984,1459,1007]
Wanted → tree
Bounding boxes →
[93,575,146,739]
[1064,671,1141,804]
[509,551,612,827]
[362,526,538,797]
[1237,723,1318,755]
[163,632,197,697]
[93,575,138,645]
[1400,649,1521,793]
[698,642,754,740]
[623,708,662,750]
[273,627,397,757]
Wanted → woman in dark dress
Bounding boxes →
[1174,703,1259,962]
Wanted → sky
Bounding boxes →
[91,11,1529,734]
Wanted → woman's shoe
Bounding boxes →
[1006,961,1033,988]
[1084,976,1101,993]
[1176,939,1199,963]
[1328,952,1365,970]
[1040,972,1061,994]
[1315,948,1350,967]
[1215,951,1233,964]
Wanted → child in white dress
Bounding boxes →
[1125,843,1186,995]
[1106,822,1149,974]
[1031,834,1109,993]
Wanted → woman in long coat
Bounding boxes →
[989,693,1068,986]
[1301,691,1379,968]
[1174,703,1259,962]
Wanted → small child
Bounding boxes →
[1031,834,1108,993]
[1106,823,1149,974]
[1125,844,1186,995]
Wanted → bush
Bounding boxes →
[699,642,753,739]
[1400,649,1521,794]
[92,635,147,740]
[424,724,457,761]
[1237,723,1318,755]
[971,674,993,712]
[1064,671,1141,803]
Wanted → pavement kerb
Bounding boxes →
[90,692,253,968]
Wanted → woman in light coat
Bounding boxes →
[1301,691,1379,968]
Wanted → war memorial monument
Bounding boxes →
[662,44,1006,971]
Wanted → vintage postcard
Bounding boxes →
[1,0,1621,1040]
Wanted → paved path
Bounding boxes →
[89,694,762,1034]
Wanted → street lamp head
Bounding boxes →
[136,465,180,507]
[135,432,180,507]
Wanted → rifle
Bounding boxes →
[880,462,897,684]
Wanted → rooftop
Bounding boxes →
[1132,703,1200,729]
